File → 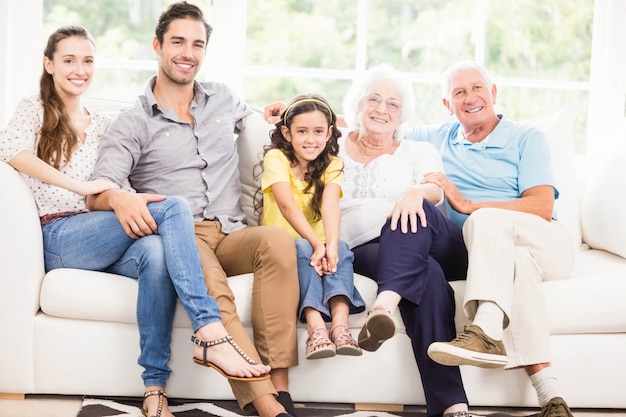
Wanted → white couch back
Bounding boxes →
[236,110,588,249]
[580,122,626,258]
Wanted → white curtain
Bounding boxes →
[586,0,626,154]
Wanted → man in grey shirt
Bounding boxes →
[87,3,299,417]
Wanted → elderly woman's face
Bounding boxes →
[358,79,403,137]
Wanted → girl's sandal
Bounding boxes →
[330,324,362,356]
[142,390,166,417]
[305,327,336,360]
[191,335,270,381]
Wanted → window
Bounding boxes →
[8,0,624,154]
[241,0,595,152]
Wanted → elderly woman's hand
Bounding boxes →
[388,187,428,234]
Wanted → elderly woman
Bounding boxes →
[263,64,471,417]
[339,63,470,417]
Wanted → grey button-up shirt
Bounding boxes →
[93,76,254,233]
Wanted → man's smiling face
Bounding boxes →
[154,17,206,86]
[444,68,497,128]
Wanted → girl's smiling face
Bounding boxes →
[281,109,332,166]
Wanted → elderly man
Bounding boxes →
[408,60,576,417]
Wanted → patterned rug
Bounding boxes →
[77,396,430,417]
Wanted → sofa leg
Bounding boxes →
[0,393,25,400]
[355,403,404,412]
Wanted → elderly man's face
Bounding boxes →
[444,69,497,128]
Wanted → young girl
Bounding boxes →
[258,94,365,359]
[0,25,269,417]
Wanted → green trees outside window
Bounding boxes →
[44,0,594,151]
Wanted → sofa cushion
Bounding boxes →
[42,254,626,339]
[528,108,582,251]
[581,120,626,257]
[450,248,626,335]
[39,268,393,332]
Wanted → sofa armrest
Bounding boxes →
[0,161,45,392]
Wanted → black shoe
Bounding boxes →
[277,391,298,417]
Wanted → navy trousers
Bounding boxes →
[352,201,469,417]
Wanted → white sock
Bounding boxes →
[373,290,401,313]
[472,301,504,340]
[530,367,563,407]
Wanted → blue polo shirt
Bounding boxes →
[406,115,557,229]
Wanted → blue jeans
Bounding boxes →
[42,196,221,387]
[296,238,365,323]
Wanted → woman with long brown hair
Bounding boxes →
[0,25,269,417]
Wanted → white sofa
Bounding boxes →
[1,110,626,410]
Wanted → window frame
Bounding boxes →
[1,0,624,154]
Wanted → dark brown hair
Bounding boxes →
[255,93,342,220]
[155,1,213,45]
[37,25,94,169]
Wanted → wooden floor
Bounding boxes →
[0,394,624,417]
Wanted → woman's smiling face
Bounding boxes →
[44,36,95,100]
[358,79,403,137]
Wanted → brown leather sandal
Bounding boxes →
[305,327,336,359]
[357,310,397,352]
[191,335,270,381]
[142,390,166,417]
[330,324,362,356]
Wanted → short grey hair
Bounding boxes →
[441,60,495,101]
[342,63,415,139]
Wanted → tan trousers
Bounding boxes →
[194,221,299,409]
[462,208,574,368]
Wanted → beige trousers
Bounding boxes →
[462,208,574,368]
[194,221,299,409]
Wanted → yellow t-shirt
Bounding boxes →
[261,149,343,241]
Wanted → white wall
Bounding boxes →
[0,0,42,127]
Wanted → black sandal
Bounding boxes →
[142,390,166,417]
[191,335,270,381]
